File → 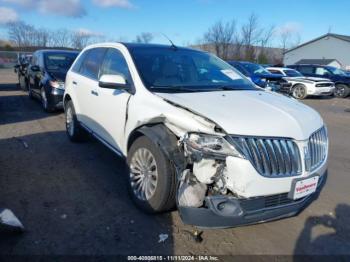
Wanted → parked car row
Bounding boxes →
[287,64,350,98]
[266,67,335,99]
[228,61,347,99]
[14,50,79,112]
[14,44,329,229]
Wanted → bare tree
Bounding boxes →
[50,29,72,47]
[279,31,301,52]
[135,32,153,43]
[70,32,92,49]
[257,25,275,63]
[7,21,36,47]
[203,20,236,60]
[241,13,263,61]
[34,28,50,47]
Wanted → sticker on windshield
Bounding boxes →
[221,69,241,80]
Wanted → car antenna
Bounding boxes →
[161,33,177,50]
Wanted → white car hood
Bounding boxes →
[156,90,323,140]
[287,77,331,82]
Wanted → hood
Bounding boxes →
[47,71,67,82]
[303,77,332,82]
[285,77,332,83]
[254,73,283,80]
[156,90,323,140]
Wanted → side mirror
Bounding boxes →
[99,74,129,90]
[31,65,40,72]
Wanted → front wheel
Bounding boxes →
[127,136,176,213]
[292,84,307,99]
[41,87,54,112]
[334,84,350,98]
[28,83,34,99]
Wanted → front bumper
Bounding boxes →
[308,86,335,96]
[50,88,64,108]
[179,170,327,228]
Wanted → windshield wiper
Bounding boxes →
[151,85,204,92]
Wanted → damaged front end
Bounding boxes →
[176,132,325,228]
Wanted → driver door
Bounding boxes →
[92,48,133,152]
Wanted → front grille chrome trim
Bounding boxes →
[228,126,327,178]
[306,127,328,172]
[229,136,302,178]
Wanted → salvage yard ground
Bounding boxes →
[0,69,350,255]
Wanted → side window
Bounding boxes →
[298,66,314,75]
[80,48,107,80]
[100,48,132,84]
[72,50,89,73]
[315,67,331,76]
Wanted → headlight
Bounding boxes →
[49,80,65,90]
[183,133,244,159]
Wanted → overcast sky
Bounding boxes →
[0,0,349,46]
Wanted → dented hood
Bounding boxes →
[156,90,323,140]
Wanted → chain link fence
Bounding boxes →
[0,51,32,69]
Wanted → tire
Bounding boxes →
[334,84,350,98]
[292,84,307,99]
[127,136,176,213]
[28,83,34,99]
[65,100,88,142]
[40,87,55,112]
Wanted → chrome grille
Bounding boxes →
[306,127,328,171]
[230,137,302,177]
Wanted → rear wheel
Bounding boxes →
[292,84,307,99]
[127,136,176,213]
[334,84,350,98]
[65,100,88,142]
[28,83,34,99]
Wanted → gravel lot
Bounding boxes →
[1,69,350,256]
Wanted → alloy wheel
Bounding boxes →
[129,148,158,201]
[335,86,345,97]
[66,106,74,137]
[293,86,306,99]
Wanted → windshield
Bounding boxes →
[241,63,270,75]
[44,52,78,72]
[326,66,348,76]
[129,46,256,92]
[283,69,303,77]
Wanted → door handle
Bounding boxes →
[72,81,77,85]
[91,90,99,96]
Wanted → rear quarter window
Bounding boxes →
[298,66,314,75]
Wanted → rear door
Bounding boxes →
[71,48,107,131]
[28,52,40,94]
[92,48,133,151]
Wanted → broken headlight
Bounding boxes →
[183,133,244,160]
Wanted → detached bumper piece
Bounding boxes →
[179,174,326,228]
[0,209,24,233]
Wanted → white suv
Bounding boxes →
[267,67,335,99]
[64,43,328,228]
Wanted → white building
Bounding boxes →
[284,33,350,69]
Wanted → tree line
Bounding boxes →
[4,14,300,63]
[5,21,154,50]
[197,13,301,63]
